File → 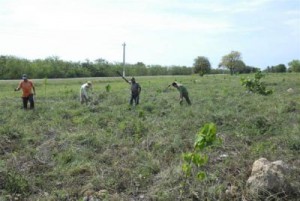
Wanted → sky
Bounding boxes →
[0,0,299,69]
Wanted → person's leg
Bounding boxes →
[80,93,83,104]
[22,97,28,109]
[130,95,134,105]
[136,95,139,105]
[81,94,87,104]
[185,94,191,105]
[29,94,34,109]
[83,96,88,104]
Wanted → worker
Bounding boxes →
[15,74,36,109]
[80,81,92,104]
[172,82,191,105]
[129,77,141,106]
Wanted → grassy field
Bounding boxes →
[0,73,299,201]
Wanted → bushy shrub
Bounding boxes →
[241,71,273,95]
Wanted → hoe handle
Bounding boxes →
[116,71,129,83]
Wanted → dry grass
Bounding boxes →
[0,73,299,200]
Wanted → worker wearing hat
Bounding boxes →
[172,82,191,105]
[129,77,141,106]
[15,74,36,109]
[80,81,93,104]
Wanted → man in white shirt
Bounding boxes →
[80,81,92,104]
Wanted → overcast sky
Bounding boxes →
[0,0,299,69]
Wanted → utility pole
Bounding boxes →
[122,42,126,77]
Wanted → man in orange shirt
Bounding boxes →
[15,74,36,109]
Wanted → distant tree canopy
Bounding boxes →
[219,51,244,75]
[288,60,300,72]
[236,63,260,74]
[193,56,211,76]
[0,55,192,79]
[0,55,297,79]
[217,51,260,74]
[265,64,287,73]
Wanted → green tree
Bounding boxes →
[6,56,27,79]
[219,51,243,75]
[148,65,168,75]
[193,56,211,76]
[169,66,192,75]
[243,66,260,74]
[133,62,148,76]
[234,60,246,74]
[265,64,287,73]
[0,56,8,79]
[275,64,286,73]
[43,56,65,78]
[288,60,300,72]
[93,58,111,77]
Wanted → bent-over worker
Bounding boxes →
[172,82,191,105]
[80,81,92,104]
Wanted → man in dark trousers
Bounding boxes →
[15,74,36,109]
[172,82,191,105]
[129,77,141,106]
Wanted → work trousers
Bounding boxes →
[130,94,139,105]
[22,94,34,109]
[182,94,191,105]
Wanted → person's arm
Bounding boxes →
[15,82,21,91]
[32,85,36,95]
[32,82,36,95]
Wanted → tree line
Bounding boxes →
[0,56,194,79]
[1,52,299,79]
[264,60,300,73]
[193,51,300,76]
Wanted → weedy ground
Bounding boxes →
[0,73,299,201]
